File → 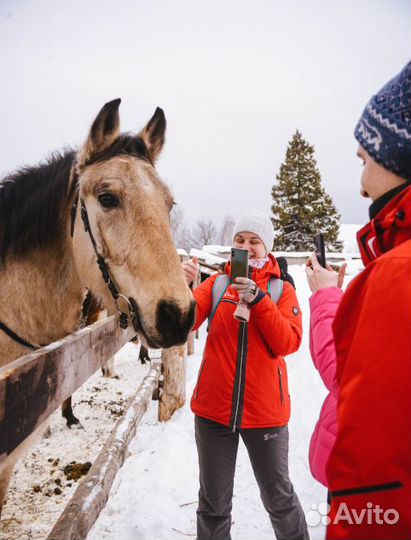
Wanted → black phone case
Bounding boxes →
[314,233,326,268]
[230,248,249,283]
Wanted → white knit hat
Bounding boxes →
[232,211,275,254]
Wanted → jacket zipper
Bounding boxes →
[232,322,247,432]
[278,366,284,404]
[330,481,403,498]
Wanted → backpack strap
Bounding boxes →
[267,277,284,303]
[276,256,296,289]
[207,275,284,331]
[207,274,230,330]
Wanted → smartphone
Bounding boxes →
[314,233,327,268]
[230,248,249,284]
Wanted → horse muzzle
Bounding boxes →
[118,296,195,349]
[154,298,195,348]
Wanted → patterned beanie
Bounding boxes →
[232,211,275,254]
[354,61,411,181]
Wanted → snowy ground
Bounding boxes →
[88,261,363,540]
[0,260,363,540]
[0,345,153,540]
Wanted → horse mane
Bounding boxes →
[0,135,151,263]
[0,149,77,263]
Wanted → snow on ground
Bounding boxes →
[0,345,154,540]
[88,260,363,540]
[0,258,364,540]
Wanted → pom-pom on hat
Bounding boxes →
[354,61,411,181]
[232,211,274,254]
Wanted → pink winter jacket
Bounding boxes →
[308,286,343,487]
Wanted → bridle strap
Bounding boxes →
[80,199,121,300]
[78,198,138,331]
[71,193,79,237]
[0,290,98,351]
[0,321,37,350]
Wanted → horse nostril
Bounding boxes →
[158,300,180,328]
[156,300,195,347]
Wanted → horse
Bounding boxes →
[0,98,195,517]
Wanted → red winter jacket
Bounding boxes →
[190,254,303,429]
[326,185,411,539]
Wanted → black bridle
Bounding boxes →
[72,194,140,332]
[0,166,140,352]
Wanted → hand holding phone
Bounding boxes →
[230,248,250,322]
[314,233,326,268]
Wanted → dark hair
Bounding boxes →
[0,150,76,263]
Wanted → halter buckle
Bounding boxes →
[114,294,137,330]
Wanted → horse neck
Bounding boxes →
[0,241,85,364]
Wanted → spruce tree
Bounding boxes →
[271,130,343,252]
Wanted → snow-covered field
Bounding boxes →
[0,346,154,540]
[88,261,363,540]
[0,258,363,540]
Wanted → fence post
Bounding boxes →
[187,332,195,356]
[158,345,186,422]
[187,269,200,355]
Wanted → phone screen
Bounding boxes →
[230,248,249,284]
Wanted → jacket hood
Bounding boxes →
[357,183,411,265]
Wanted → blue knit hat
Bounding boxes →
[354,61,411,181]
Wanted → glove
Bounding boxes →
[232,277,260,304]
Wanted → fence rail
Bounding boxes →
[0,316,135,467]
[47,358,162,540]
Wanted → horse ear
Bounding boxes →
[139,107,166,163]
[78,98,121,166]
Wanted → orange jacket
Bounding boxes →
[190,254,303,429]
[326,185,411,539]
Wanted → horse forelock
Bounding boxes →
[0,150,77,264]
[80,134,153,169]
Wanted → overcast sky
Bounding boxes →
[0,0,410,227]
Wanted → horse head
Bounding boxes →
[72,99,195,348]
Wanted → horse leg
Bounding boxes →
[61,396,83,429]
[101,356,118,378]
[0,461,14,519]
[139,345,151,364]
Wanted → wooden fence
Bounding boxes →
[0,312,196,539]
[0,316,135,461]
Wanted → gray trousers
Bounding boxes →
[195,416,309,540]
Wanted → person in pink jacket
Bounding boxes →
[306,255,346,487]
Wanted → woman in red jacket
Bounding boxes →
[183,211,308,540]
[306,61,411,539]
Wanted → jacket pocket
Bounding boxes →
[330,481,403,498]
[278,366,284,405]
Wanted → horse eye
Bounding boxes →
[98,192,119,209]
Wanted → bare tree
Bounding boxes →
[218,215,235,245]
[178,226,193,252]
[189,219,218,249]
[170,205,184,242]
[170,205,191,251]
